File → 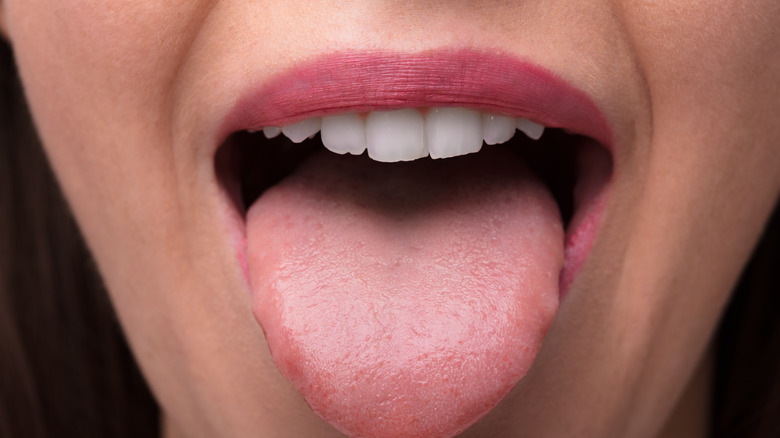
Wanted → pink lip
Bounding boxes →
[220,49,612,147]
[218,48,614,294]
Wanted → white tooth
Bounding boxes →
[366,109,426,162]
[281,118,321,143]
[263,126,282,139]
[321,114,367,155]
[482,114,516,145]
[426,108,483,159]
[517,118,545,140]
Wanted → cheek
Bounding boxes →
[5,0,208,244]
[6,0,207,158]
[619,1,780,120]
[4,2,228,351]
[617,0,780,206]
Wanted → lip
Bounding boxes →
[219,49,612,146]
[216,47,614,295]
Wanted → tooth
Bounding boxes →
[425,108,483,159]
[321,114,367,155]
[263,126,282,139]
[366,109,426,162]
[517,118,545,140]
[281,118,321,143]
[482,114,516,145]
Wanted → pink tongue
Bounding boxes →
[247,148,563,438]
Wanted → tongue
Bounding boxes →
[247,147,563,438]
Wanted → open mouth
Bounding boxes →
[217,110,610,255]
[213,50,613,438]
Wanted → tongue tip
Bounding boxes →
[281,343,545,438]
[317,398,496,438]
[259,288,558,438]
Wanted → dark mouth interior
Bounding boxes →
[215,127,612,230]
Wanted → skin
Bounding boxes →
[2,1,779,437]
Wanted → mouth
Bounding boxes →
[213,49,613,438]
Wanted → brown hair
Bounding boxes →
[1,32,778,438]
[713,204,780,437]
[0,40,158,436]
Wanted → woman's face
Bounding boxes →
[3,1,779,437]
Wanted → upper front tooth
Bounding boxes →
[321,113,367,155]
[270,110,549,161]
[482,114,516,145]
[366,109,426,162]
[426,108,483,159]
[517,118,545,140]
[282,117,322,143]
[263,126,282,139]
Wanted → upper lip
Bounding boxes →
[216,48,613,149]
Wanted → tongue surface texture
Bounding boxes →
[247,148,563,438]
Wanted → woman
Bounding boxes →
[1,2,779,437]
